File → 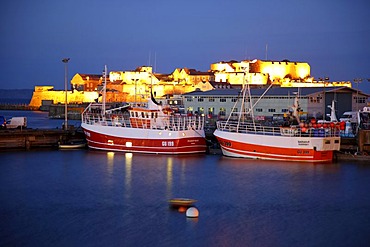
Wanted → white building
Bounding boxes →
[182,86,369,121]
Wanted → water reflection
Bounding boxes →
[125,153,132,199]
[106,152,115,167]
[1,150,370,246]
[166,157,173,198]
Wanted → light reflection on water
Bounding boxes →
[1,149,370,246]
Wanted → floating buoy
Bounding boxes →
[186,207,199,218]
[340,121,346,130]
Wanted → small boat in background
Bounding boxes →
[58,141,86,149]
[168,198,197,208]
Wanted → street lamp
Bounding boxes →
[132,78,139,106]
[319,76,329,120]
[62,58,70,130]
[353,78,362,111]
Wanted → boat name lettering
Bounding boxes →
[162,141,174,147]
[187,139,199,143]
[298,140,309,145]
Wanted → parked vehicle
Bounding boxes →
[6,117,27,129]
[0,116,6,129]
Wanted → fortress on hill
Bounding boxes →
[29,59,351,108]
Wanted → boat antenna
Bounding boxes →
[265,43,268,60]
[102,65,107,117]
[154,52,157,73]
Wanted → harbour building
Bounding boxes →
[182,86,369,122]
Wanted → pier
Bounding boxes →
[0,128,85,151]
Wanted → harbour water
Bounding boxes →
[1,110,370,246]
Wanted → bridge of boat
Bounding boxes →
[216,121,340,138]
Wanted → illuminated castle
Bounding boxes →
[29,59,352,107]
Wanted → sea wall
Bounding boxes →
[29,87,98,107]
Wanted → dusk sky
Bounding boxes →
[1,0,369,93]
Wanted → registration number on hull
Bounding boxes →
[162,141,175,147]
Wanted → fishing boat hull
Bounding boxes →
[82,123,206,154]
[214,129,340,162]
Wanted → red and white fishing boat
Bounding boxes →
[81,66,206,154]
[214,84,341,162]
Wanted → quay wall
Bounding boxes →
[0,103,39,111]
[358,130,370,153]
[0,128,85,150]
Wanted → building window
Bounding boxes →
[256,108,263,112]
[281,109,289,112]
[197,107,204,114]
[231,97,238,102]
[198,98,204,102]
[219,107,226,116]
[208,107,214,116]
[268,109,276,112]
[355,96,366,104]
[220,98,226,102]
[209,97,215,102]
[187,98,193,102]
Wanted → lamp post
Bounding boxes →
[62,58,70,130]
[132,79,139,106]
[319,77,329,120]
[353,78,362,112]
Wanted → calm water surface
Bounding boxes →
[1,150,369,247]
[1,110,370,246]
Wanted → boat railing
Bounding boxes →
[82,112,204,131]
[217,121,340,137]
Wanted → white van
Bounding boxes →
[6,117,27,129]
[339,111,358,123]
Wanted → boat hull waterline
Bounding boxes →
[214,129,340,162]
[82,123,206,154]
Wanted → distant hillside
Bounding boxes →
[0,89,34,104]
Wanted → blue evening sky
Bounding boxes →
[1,0,369,93]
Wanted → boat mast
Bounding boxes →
[102,65,107,117]
[247,80,256,130]
[62,58,70,130]
[237,71,248,131]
